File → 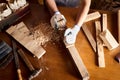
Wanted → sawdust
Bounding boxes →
[30,22,62,46]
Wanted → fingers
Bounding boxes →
[64,28,72,36]
[64,28,78,44]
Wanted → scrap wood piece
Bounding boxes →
[118,10,120,43]
[81,11,101,53]
[95,21,105,67]
[85,11,101,22]
[6,22,46,59]
[102,14,107,32]
[64,41,89,80]
[82,24,96,53]
[99,29,119,50]
[17,49,42,80]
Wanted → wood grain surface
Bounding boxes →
[6,22,46,59]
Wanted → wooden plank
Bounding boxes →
[95,21,105,67]
[81,11,101,53]
[118,10,120,43]
[85,11,101,22]
[6,22,46,59]
[64,41,89,80]
[82,24,96,52]
[102,14,107,32]
[99,29,119,50]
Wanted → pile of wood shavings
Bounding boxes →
[31,22,61,46]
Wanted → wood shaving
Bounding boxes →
[29,22,62,46]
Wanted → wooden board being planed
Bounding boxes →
[64,41,89,80]
[6,22,46,59]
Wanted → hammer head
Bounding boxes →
[28,69,42,80]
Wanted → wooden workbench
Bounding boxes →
[0,1,120,80]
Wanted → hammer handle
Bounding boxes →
[17,69,23,80]
[17,49,34,71]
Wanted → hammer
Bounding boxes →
[17,49,42,80]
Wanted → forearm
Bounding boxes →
[76,0,91,27]
[45,0,59,15]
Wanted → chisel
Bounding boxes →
[12,40,22,80]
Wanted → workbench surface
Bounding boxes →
[0,1,120,80]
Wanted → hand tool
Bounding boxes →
[0,52,14,69]
[0,40,6,49]
[17,49,42,80]
[0,41,12,60]
[12,40,23,80]
[0,40,10,54]
[0,45,9,54]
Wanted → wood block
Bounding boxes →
[99,29,119,50]
[118,10,120,43]
[102,14,107,32]
[6,22,46,59]
[82,24,96,52]
[95,21,105,67]
[64,41,89,80]
[85,11,101,22]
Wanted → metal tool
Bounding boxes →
[17,49,42,80]
[0,40,13,69]
[0,41,12,60]
[0,52,14,69]
[12,40,23,80]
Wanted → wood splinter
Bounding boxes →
[17,49,42,80]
